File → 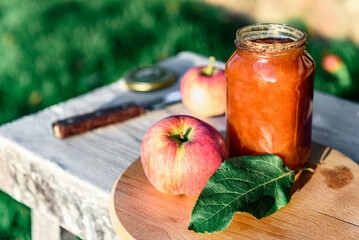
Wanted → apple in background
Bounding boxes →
[180,57,226,117]
[141,115,228,196]
[322,53,343,73]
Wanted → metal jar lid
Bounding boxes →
[124,66,175,91]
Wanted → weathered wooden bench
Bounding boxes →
[0,52,358,239]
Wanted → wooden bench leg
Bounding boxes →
[32,210,61,240]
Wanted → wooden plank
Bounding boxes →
[0,51,358,239]
[312,91,359,163]
[32,211,60,240]
[0,139,118,239]
[109,142,359,240]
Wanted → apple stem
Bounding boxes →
[180,132,185,139]
[180,128,192,142]
[200,56,215,77]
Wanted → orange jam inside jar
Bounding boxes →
[225,23,315,170]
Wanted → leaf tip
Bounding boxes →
[188,223,206,234]
[187,223,194,231]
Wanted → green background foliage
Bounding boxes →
[0,192,31,240]
[0,0,358,238]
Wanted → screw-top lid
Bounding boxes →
[124,66,175,91]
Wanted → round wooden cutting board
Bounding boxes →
[109,142,359,239]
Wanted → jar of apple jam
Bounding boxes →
[225,23,315,170]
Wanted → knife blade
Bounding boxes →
[52,90,181,138]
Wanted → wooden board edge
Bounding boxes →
[109,177,135,240]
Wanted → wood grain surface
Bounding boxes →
[109,142,359,240]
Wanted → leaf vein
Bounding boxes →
[247,159,285,173]
[216,178,256,184]
[196,171,293,225]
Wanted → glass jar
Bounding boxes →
[225,23,315,170]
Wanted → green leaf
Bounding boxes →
[188,155,294,234]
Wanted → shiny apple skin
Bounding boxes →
[140,115,228,196]
[180,67,226,117]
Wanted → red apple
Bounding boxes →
[180,57,226,117]
[322,54,343,73]
[141,115,228,196]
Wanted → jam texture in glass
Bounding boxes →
[225,23,315,170]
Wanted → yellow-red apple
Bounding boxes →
[180,57,226,117]
[140,115,228,196]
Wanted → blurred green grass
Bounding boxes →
[0,0,251,125]
[1,0,359,238]
[0,191,30,240]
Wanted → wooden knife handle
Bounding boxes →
[52,102,145,138]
